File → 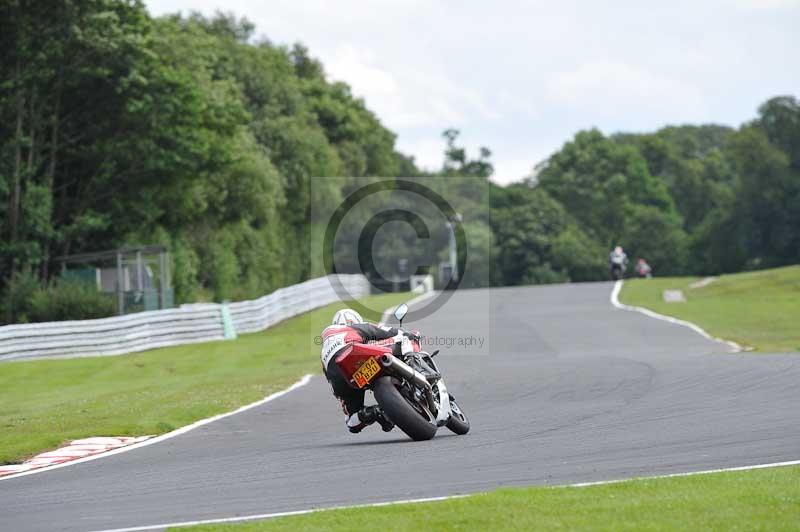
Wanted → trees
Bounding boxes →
[0,7,418,322]
[491,184,604,285]
[620,126,736,235]
[1,0,188,317]
[491,96,799,282]
[757,96,800,170]
[726,126,800,268]
[535,129,687,274]
[441,129,493,179]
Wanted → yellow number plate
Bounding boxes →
[353,357,381,388]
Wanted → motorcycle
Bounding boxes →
[611,263,625,280]
[334,303,470,441]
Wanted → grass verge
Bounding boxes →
[619,265,800,352]
[0,292,410,464]
[184,465,800,531]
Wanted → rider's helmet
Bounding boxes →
[332,309,364,327]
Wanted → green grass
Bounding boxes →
[619,265,800,352]
[184,466,800,531]
[0,292,410,464]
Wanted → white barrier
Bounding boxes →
[0,274,371,362]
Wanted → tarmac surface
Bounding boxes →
[2,282,798,531]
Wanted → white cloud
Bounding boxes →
[326,45,398,95]
[395,137,445,172]
[731,0,800,9]
[321,44,499,130]
[546,61,708,124]
[497,90,538,119]
[492,158,536,185]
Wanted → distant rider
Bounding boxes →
[320,309,416,434]
[609,246,629,279]
[635,258,652,278]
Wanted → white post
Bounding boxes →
[116,251,124,315]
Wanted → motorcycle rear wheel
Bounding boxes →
[373,376,437,441]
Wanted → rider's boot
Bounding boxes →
[347,405,379,433]
[347,405,394,433]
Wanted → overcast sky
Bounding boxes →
[146,0,799,184]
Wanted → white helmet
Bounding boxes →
[332,308,364,326]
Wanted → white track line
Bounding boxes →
[90,459,800,532]
[567,458,800,487]
[610,280,745,352]
[380,289,438,324]
[0,374,313,482]
[88,495,470,532]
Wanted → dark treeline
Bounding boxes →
[1,2,415,322]
[495,97,800,285]
[1,1,798,323]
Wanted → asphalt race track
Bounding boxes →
[2,282,799,531]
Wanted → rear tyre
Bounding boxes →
[373,376,437,441]
[445,395,470,435]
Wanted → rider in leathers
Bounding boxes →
[609,245,629,279]
[321,308,417,433]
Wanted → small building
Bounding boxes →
[56,246,173,315]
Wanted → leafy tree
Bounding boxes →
[549,226,607,282]
[618,126,736,234]
[726,125,800,267]
[535,129,687,273]
[757,96,800,170]
[0,7,421,322]
[441,129,493,178]
[492,185,570,285]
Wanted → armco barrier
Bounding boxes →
[0,274,370,362]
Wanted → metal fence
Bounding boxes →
[0,274,370,362]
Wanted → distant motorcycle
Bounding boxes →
[611,263,625,280]
[609,246,628,280]
[334,304,470,441]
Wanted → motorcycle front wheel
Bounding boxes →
[373,376,437,441]
[445,395,470,435]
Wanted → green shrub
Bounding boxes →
[26,279,116,323]
[1,269,42,324]
[551,225,608,282]
[521,264,569,285]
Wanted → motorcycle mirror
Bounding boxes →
[431,350,440,358]
[393,303,408,325]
